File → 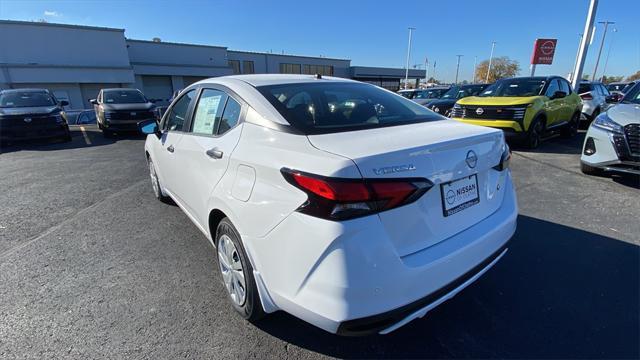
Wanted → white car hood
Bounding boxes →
[607,103,640,126]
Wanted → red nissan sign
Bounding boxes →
[531,38,557,65]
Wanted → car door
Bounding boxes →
[170,86,245,228]
[558,78,574,120]
[543,79,562,125]
[153,89,197,201]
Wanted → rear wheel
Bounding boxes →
[561,113,579,138]
[215,218,264,322]
[525,118,544,149]
[581,162,604,176]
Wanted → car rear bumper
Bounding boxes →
[246,171,518,335]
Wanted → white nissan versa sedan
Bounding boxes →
[140,74,518,335]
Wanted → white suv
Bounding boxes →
[141,75,518,335]
[578,81,610,122]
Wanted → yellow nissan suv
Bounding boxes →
[450,76,582,148]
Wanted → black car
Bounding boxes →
[424,84,490,117]
[91,88,156,137]
[0,88,71,144]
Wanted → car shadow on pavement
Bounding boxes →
[255,215,639,359]
[0,127,145,154]
[510,132,585,155]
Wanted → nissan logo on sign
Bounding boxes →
[531,38,557,65]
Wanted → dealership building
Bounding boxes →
[0,20,425,109]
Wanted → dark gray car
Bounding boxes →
[91,88,156,137]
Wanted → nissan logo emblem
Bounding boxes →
[466,150,478,169]
[475,107,484,115]
[23,117,32,123]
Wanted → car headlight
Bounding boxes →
[453,103,461,109]
[433,107,440,113]
[592,113,623,134]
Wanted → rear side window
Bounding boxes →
[258,82,440,134]
[164,90,195,131]
[578,84,591,94]
[599,84,610,96]
[218,97,241,135]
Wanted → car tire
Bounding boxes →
[525,117,544,149]
[102,129,113,138]
[580,161,604,176]
[215,217,265,322]
[62,132,72,142]
[561,113,579,138]
[147,157,172,203]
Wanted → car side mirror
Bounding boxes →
[551,91,566,100]
[59,100,69,107]
[138,119,161,138]
[90,99,98,105]
[605,94,622,103]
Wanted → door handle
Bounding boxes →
[206,148,223,159]
[167,145,174,153]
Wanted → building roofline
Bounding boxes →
[0,19,124,32]
[126,38,227,50]
[228,49,350,62]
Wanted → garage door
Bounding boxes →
[141,76,173,106]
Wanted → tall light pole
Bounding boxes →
[600,27,617,82]
[570,33,583,81]
[592,20,614,82]
[432,61,437,84]
[424,57,429,87]
[486,41,496,83]
[473,56,478,83]
[572,0,598,91]
[454,55,463,84]
[404,27,416,89]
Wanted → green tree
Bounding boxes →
[627,71,640,82]
[474,56,520,83]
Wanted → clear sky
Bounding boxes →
[1,0,638,83]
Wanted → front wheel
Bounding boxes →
[561,113,579,138]
[148,158,172,203]
[525,118,544,149]
[216,218,265,322]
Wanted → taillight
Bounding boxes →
[580,93,593,100]
[492,144,511,171]
[281,168,433,220]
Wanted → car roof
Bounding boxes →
[0,88,50,94]
[102,88,143,92]
[215,74,356,87]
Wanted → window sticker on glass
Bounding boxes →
[192,92,223,135]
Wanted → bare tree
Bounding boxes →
[474,56,520,83]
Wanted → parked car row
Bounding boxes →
[400,77,639,177]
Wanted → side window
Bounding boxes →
[599,85,610,96]
[559,79,571,95]
[164,89,195,131]
[545,80,560,97]
[191,89,226,135]
[218,97,242,135]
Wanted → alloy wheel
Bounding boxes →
[217,234,246,306]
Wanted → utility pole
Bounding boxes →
[432,61,437,83]
[592,20,614,81]
[454,55,463,84]
[486,41,496,83]
[600,27,617,82]
[572,0,598,91]
[424,57,429,87]
[404,27,416,89]
[473,56,477,83]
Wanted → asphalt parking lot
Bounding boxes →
[0,125,638,359]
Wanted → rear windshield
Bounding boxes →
[0,91,55,108]
[103,90,147,104]
[479,78,545,97]
[414,88,448,99]
[257,82,441,134]
[578,84,592,94]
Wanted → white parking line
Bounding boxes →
[80,126,92,145]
